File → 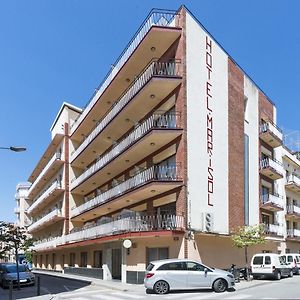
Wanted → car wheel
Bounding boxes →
[153,280,169,294]
[275,271,281,280]
[213,278,227,293]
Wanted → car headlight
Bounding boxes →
[227,274,234,279]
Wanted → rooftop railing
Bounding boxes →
[71,164,181,218]
[71,112,181,190]
[70,9,179,134]
[71,60,181,162]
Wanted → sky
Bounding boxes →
[0,0,300,222]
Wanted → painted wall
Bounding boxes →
[185,12,229,234]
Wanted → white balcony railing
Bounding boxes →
[28,152,62,196]
[287,228,300,238]
[33,238,60,251]
[287,205,300,215]
[27,181,62,215]
[264,223,284,236]
[71,164,181,218]
[286,174,300,187]
[27,208,62,233]
[260,157,284,176]
[260,122,283,141]
[71,60,181,162]
[70,9,178,135]
[71,112,181,190]
[261,193,283,208]
[60,214,184,245]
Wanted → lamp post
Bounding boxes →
[0,146,26,152]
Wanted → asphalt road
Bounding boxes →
[0,273,90,299]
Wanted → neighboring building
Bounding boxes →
[24,6,300,284]
[14,182,31,228]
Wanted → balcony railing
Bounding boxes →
[261,193,283,209]
[286,174,300,187]
[260,157,284,176]
[71,164,181,218]
[287,228,300,238]
[260,122,283,141]
[287,205,300,215]
[264,223,284,236]
[27,208,63,233]
[33,238,59,251]
[28,152,62,196]
[71,60,181,162]
[61,213,184,245]
[70,9,179,134]
[71,112,181,190]
[27,181,62,215]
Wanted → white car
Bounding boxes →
[144,258,235,294]
[280,254,300,275]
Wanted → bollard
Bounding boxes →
[37,276,40,296]
[9,280,13,300]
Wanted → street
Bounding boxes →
[1,275,300,299]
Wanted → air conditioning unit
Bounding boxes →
[205,212,214,232]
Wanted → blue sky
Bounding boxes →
[0,0,299,222]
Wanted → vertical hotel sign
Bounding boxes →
[206,36,214,206]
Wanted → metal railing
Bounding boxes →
[28,152,62,196]
[264,223,284,236]
[260,121,283,141]
[33,237,59,251]
[261,193,283,208]
[71,60,181,162]
[60,213,184,244]
[287,204,300,215]
[71,164,181,218]
[260,157,284,175]
[27,208,62,233]
[27,181,62,215]
[71,112,181,190]
[70,9,179,134]
[287,228,300,238]
[286,174,300,187]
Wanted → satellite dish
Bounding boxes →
[123,239,132,249]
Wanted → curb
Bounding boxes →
[33,271,92,285]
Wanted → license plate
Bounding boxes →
[19,279,27,283]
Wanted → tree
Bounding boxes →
[0,222,33,289]
[231,224,266,280]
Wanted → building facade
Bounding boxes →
[24,6,300,283]
[14,182,31,228]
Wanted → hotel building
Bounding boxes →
[24,6,300,283]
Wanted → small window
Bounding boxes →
[287,255,293,262]
[265,256,271,265]
[146,263,154,271]
[253,256,263,265]
[157,262,186,271]
[186,262,205,271]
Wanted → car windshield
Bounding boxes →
[5,265,27,273]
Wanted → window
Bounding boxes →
[265,256,271,265]
[287,255,293,262]
[80,252,88,267]
[253,256,263,265]
[157,262,186,271]
[186,262,205,271]
[146,247,168,266]
[93,250,103,268]
[244,96,249,122]
[70,253,76,267]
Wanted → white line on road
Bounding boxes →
[111,291,144,299]
[222,294,251,299]
[63,285,70,291]
[90,294,130,300]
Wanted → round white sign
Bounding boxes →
[123,239,132,249]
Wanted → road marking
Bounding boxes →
[222,294,251,299]
[90,294,129,300]
[111,291,144,299]
[63,285,70,291]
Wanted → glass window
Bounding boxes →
[287,255,293,262]
[146,263,154,271]
[146,247,168,266]
[253,256,263,265]
[265,256,271,265]
[157,262,186,271]
[186,262,205,271]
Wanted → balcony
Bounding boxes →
[71,60,182,168]
[33,237,60,251]
[60,213,184,245]
[259,157,284,180]
[71,164,183,221]
[286,205,300,220]
[27,181,64,216]
[260,194,284,212]
[71,112,182,194]
[264,223,284,237]
[287,228,300,240]
[28,152,64,200]
[259,121,283,148]
[27,208,64,233]
[71,9,181,140]
[286,174,300,194]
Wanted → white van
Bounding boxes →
[251,253,293,280]
[280,254,300,275]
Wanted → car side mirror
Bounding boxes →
[204,268,208,277]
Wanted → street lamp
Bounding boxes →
[0,146,26,152]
